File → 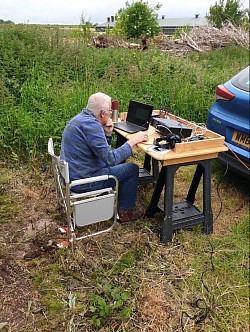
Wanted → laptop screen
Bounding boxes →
[127,100,153,127]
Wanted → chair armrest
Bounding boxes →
[70,188,113,199]
[70,175,118,189]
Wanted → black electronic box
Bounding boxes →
[151,118,192,138]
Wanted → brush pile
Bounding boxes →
[177,22,249,53]
[92,34,140,49]
[92,23,249,56]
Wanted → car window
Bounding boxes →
[231,66,250,92]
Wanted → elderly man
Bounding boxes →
[60,92,148,222]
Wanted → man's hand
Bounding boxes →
[127,131,148,148]
[103,118,114,136]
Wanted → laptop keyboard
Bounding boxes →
[114,122,146,133]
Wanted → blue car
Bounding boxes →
[207,65,250,178]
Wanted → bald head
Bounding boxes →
[87,92,111,116]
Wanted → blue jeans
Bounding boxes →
[72,162,139,210]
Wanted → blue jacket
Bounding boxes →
[60,108,132,181]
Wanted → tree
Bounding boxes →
[79,11,94,42]
[0,19,14,24]
[207,0,249,28]
[113,1,161,39]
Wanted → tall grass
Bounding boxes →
[1,24,248,162]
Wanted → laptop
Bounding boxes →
[114,100,154,133]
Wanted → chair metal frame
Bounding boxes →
[48,138,119,242]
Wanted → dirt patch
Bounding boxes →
[0,166,68,331]
[138,285,171,330]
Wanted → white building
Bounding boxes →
[95,14,209,35]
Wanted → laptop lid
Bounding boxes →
[126,100,153,129]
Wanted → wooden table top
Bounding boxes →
[114,113,228,166]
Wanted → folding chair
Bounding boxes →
[48,138,119,242]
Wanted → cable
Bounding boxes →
[181,298,209,331]
[224,142,250,171]
[180,157,229,331]
[187,121,207,138]
[213,142,248,221]
[214,157,229,222]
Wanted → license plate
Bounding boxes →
[232,130,250,149]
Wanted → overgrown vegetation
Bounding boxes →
[207,0,249,29]
[0,24,249,331]
[1,24,248,162]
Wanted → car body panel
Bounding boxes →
[207,65,250,178]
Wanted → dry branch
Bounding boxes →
[91,24,249,57]
[92,35,140,49]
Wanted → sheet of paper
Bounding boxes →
[146,145,172,155]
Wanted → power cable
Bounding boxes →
[224,142,250,171]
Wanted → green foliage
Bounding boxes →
[79,11,95,42]
[0,19,14,24]
[207,0,249,28]
[89,283,132,327]
[116,251,136,271]
[0,25,249,163]
[0,177,20,224]
[113,0,161,38]
[172,25,191,39]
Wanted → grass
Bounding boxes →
[1,25,249,162]
[0,161,248,331]
[0,24,249,331]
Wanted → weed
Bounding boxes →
[89,283,132,328]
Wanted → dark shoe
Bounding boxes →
[118,208,144,223]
